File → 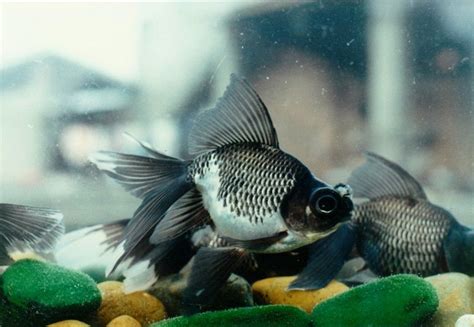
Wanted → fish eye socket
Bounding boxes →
[316,195,338,214]
[311,189,339,215]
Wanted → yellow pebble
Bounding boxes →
[97,281,167,326]
[10,251,45,262]
[47,320,90,327]
[252,276,349,313]
[107,315,142,327]
[425,273,473,327]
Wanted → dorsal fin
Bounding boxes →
[188,74,279,156]
[348,152,427,200]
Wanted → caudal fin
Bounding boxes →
[91,146,192,272]
[0,203,64,265]
[55,219,128,272]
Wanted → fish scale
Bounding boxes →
[353,196,453,276]
[189,143,309,222]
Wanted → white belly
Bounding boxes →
[194,160,287,241]
[260,226,339,253]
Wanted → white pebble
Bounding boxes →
[456,315,474,327]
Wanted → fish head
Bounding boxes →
[305,183,353,233]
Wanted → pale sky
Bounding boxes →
[1,3,141,82]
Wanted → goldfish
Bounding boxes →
[303,152,474,289]
[91,75,353,308]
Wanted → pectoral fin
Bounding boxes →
[183,247,247,314]
[289,223,356,290]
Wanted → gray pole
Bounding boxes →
[367,0,408,162]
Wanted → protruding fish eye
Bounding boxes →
[310,188,340,216]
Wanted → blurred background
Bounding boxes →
[1,1,472,230]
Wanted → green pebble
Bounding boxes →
[151,305,312,327]
[312,274,439,327]
[0,259,101,325]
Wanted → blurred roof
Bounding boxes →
[63,88,134,114]
[0,53,135,91]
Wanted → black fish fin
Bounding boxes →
[183,247,246,314]
[0,203,64,255]
[288,223,356,290]
[0,247,13,266]
[443,223,474,275]
[150,188,209,243]
[90,145,193,275]
[122,235,195,292]
[348,152,427,200]
[56,219,129,266]
[89,150,188,199]
[92,219,129,254]
[188,74,279,156]
[108,180,192,275]
[221,231,288,252]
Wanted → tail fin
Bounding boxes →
[122,235,196,293]
[91,145,193,273]
[0,203,64,265]
[54,219,128,273]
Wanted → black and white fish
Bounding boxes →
[0,203,64,266]
[305,152,474,288]
[90,75,354,306]
[54,219,128,279]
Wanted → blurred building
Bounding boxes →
[0,54,137,183]
[0,55,139,228]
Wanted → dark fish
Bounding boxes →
[305,152,474,289]
[90,75,353,306]
[0,203,64,265]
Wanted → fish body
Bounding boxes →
[0,203,64,266]
[306,152,473,289]
[190,143,338,253]
[91,75,353,306]
[353,196,454,276]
